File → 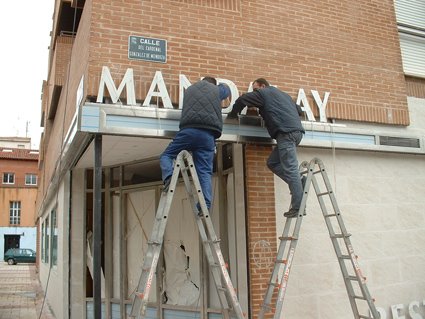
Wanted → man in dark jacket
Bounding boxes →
[160,77,231,210]
[227,78,305,218]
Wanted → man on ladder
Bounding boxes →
[129,76,246,319]
[226,77,305,218]
[160,76,231,210]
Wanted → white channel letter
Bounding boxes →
[391,304,406,319]
[96,66,136,105]
[296,88,315,121]
[178,74,192,109]
[311,90,330,123]
[143,71,173,108]
[408,301,424,319]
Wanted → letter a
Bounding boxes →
[143,71,173,108]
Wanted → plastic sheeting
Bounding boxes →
[163,240,200,306]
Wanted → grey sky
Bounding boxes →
[0,2,54,149]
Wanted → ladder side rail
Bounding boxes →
[310,167,361,318]
[316,160,350,235]
[129,194,167,317]
[314,160,380,319]
[273,217,303,319]
[345,242,381,319]
[258,219,294,319]
[181,152,247,319]
[129,165,182,318]
[317,166,380,317]
[177,154,232,315]
[272,161,314,319]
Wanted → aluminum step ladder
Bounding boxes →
[259,157,380,319]
[129,150,245,319]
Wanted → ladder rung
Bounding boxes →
[346,275,361,281]
[339,255,351,259]
[279,236,298,241]
[317,191,330,196]
[313,169,323,174]
[353,295,367,300]
[204,238,221,244]
[359,316,373,319]
[324,213,337,217]
[331,233,351,238]
[148,240,161,245]
[275,259,287,264]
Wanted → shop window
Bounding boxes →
[43,218,50,263]
[51,209,58,266]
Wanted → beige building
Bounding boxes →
[0,138,39,260]
[36,1,424,319]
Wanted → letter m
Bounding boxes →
[96,66,136,105]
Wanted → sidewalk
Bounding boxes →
[0,262,55,319]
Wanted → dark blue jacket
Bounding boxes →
[228,86,304,139]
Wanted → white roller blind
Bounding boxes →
[399,33,425,77]
[395,0,425,29]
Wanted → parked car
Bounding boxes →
[4,248,36,265]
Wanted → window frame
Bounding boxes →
[3,172,15,184]
[25,173,38,186]
[9,201,21,225]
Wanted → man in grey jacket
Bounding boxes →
[227,78,305,218]
[160,77,231,210]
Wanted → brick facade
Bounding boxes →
[245,145,277,317]
[82,0,408,125]
[38,1,417,317]
[0,149,38,226]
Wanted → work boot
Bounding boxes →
[283,208,299,218]
[283,207,307,218]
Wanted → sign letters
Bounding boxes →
[96,66,331,123]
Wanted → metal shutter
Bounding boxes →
[394,0,425,29]
[399,33,425,77]
[395,0,425,77]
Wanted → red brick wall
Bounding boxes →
[245,144,277,317]
[84,0,408,125]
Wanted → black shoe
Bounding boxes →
[283,207,306,218]
[283,208,299,218]
[163,177,171,192]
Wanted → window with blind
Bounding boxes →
[394,0,425,78]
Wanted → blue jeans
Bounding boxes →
[160,128,215,209]
[267,131,303,210]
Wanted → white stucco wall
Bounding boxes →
[274,97,425,319]
[38,173,71,319]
